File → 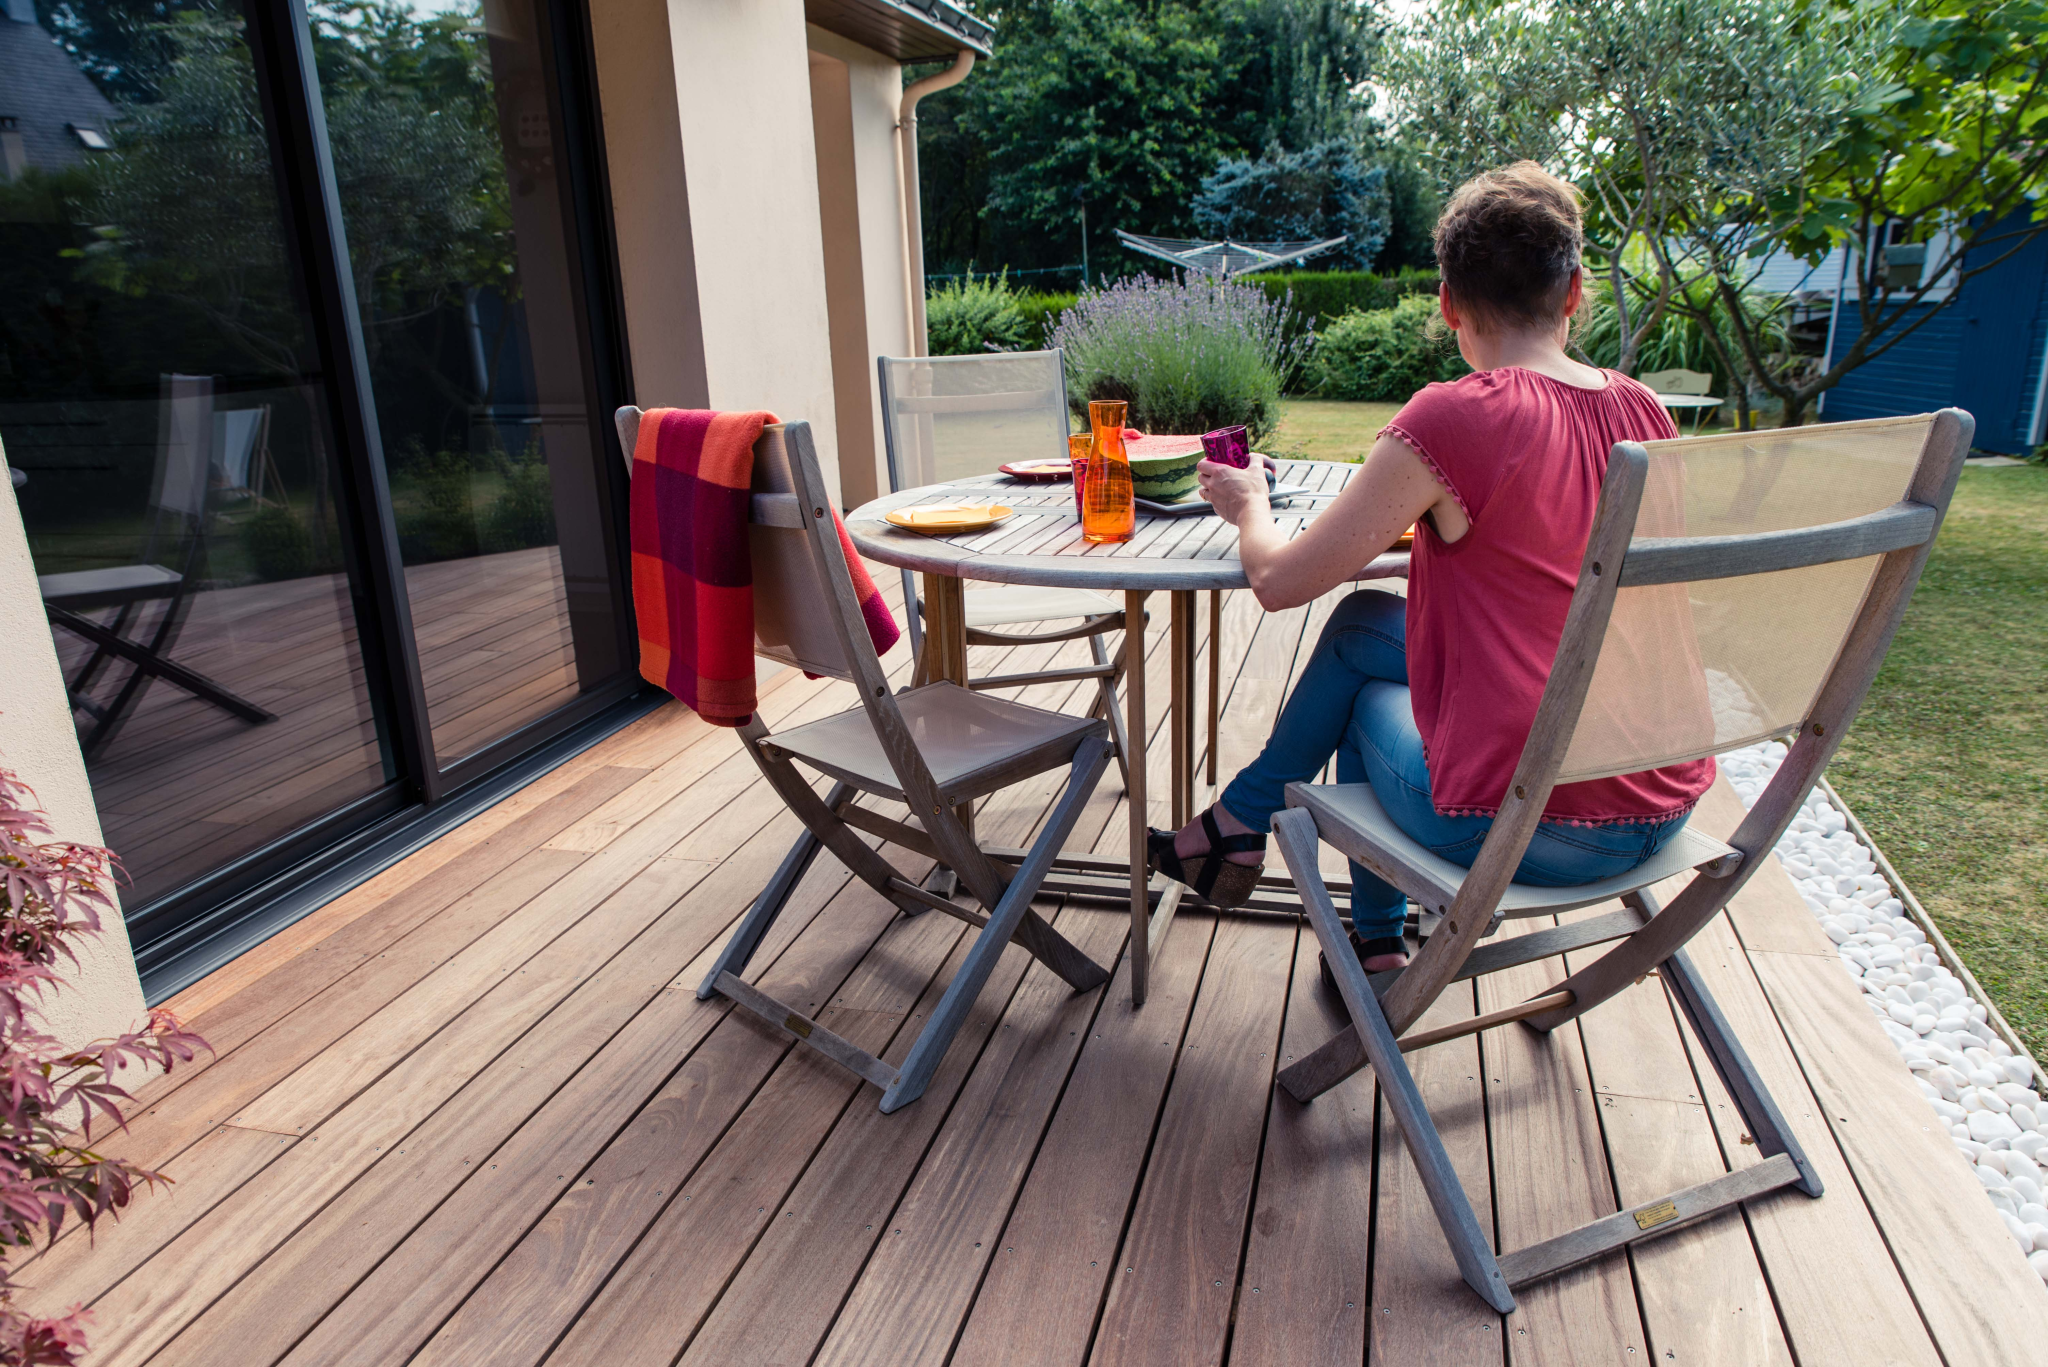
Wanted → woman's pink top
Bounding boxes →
[1385,367,1715,824]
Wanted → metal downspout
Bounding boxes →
[899,49,975,357]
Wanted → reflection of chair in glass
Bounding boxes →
[212,405,284,507]
[1268,410,1972,1312]
[876,352,1131,783]
[39,374,276,757]
[616,408,1113,1113]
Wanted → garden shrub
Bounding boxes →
[1014,291,1077,349]
[394,448,479,564]
[240,504,312,582]
[0,765,207,1364]
[1247,268,1439,331]
[925,272,1031,355]
[482,448,557,554]
[1309,294,1469,401]
[1052,273,1310,441]
[1571,277,1786,401]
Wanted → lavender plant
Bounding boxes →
[1051,273,1310,441]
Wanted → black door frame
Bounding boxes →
[125,0,647,1000]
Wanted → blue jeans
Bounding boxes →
[1218,590,1688,938]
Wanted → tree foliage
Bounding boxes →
[1385,0,2048,426]
[1724,0,2048,425]
[913,0,1402,278]
[1193,139,1389,269]
[66,1,509,383]
[1386,0,1887,380]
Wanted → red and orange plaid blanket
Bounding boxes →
[629,409,898,726]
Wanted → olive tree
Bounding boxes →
[1384,0,1890,381]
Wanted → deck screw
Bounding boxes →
[1515,785,1525,800]
[1592,561,1602,575]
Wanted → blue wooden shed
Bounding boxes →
[1820,213,2048,454]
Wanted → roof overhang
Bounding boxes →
[806,0,993,60]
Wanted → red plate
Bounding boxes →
[1000,458,1072,482]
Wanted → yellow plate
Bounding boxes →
[886,503,1015,534]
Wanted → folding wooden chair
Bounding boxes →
[1269,409,1972,1311]
[615,409,1114,1114]
[876,351,1133,785]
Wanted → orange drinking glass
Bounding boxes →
[1068,433,1092,519]
[1083,399,1135,543]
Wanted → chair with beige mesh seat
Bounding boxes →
[1268,409,1972,1312]
[877,351,1132,783]
[615,407,1114,1114]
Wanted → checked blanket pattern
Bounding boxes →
[630,409,898,727]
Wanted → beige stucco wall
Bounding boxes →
[0,440,151,1050]
[806,25,915,500]
[593,0,846,498]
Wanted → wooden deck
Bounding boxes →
[60,546,579,905]
[29,568,2047,1366]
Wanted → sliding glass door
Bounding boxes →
[0,0,632,957]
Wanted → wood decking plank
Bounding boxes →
[806,900,1138,1367]
[1365,982,1503,1365]
[1564,923,1794,1366]
[1225,930,1370,1367]
[56,848,733,1366]
[902,908,1221,1367]
[234,846,936,1367]
[1747,948,2048,1366]
[1086,915,1296,1367]
[1674,919,1946,1367]
[1473,922,1646,1364]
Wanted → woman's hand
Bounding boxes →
[1197,454,1275,525]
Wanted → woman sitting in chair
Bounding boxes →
[1149,161,1715,980]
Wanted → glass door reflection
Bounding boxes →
[313,0,626,768]
[1,2,396,906]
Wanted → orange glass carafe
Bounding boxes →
[1082,399,1135,543]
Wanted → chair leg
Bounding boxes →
[1088,632,1132,791]
[1272,808,1517,1313]
[880,735,1112,1113]
[1662,945,1824,1198]
[695,782,848,1000]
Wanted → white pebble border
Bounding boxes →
[1721,740,2048,1284]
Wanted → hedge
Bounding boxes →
[1246,268,1440,331]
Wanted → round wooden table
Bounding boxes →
[849,459,1408,1004]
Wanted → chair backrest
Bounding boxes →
[614,407,861,682]
[213,407,269,495]
[151,373,214,520]
[1638,367,1713,396]
[875,351,1070,490]
[1556,412,1966,783]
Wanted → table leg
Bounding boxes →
[1170,590,1191,831]
[1207,590,1221,789]
[919,572,968,686]
[1126,589,1150,1007]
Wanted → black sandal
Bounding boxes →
[1319,931,1411,996]
[1146,809,1266,908]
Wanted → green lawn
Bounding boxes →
[1830,464,2048,1056]
[1266,399,1401,462]
[1274,398,2048,1054]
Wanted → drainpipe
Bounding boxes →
[899,49,976,357]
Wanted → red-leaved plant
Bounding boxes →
[0,767,205,1365]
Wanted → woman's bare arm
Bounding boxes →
[1197,434,1465,611]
